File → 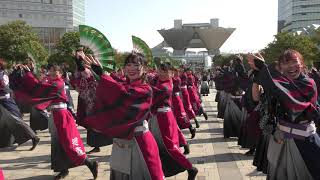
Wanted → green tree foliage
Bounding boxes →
[48,32,83,72]
[262,32,318,66]
[0,20,48,66]
[56,31,80,55]
[114,50,129,69]
[212,54,233,67]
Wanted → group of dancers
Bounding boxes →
[0,49,210,180]
[213,49,320,180]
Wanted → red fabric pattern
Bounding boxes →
[20,72,87,166]
[180,73,196,119]
[135,132,164,180]
[154,79,192,169]
[187,74,201,114]
[71,70,97,126]
[172,77,191,129]
[84,74,164,178]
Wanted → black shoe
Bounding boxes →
[245,149,255,156]
[203,112,208,120]
[187,167,198,180]
[87,147,101,154]
[190,127,196,139]
[55,170,69,180]
[30,137,40,151]
[88,160,99,179]
[194,118,200,128]
[184,144,190,155]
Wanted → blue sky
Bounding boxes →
[85,0,278,53]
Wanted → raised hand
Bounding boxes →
[246,53,265,70]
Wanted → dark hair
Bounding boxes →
[159,62,173,72]
[124,52,147,83]
[124,52,147,66]
[279,49,304,66]
[50,64,63,73]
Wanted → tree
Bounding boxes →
[48,32,81,71]
[56,31,80,55]
[212,54,232,67]
[263,32,318,66]
[0,20,48,66]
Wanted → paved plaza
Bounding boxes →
[0,89,266,180]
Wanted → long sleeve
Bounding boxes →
[84,76,152,139]
[256,64,319,122]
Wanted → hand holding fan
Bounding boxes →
[79,25,115,72]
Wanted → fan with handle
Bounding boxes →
[79,25,115,72]
[132,35,156,68]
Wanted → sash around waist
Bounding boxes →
[0,93,10,99]
[278,120,316,138]
[157,107,171,112]
[51,103,67,110]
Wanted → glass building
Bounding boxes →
[0,0,85,53]
[278,0,320,32]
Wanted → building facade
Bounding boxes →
[153,19,233,70]
[0,0,85,53]
[278,0,320,32]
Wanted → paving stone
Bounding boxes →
[0,89,266,180]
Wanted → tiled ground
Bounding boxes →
[0,89,266,180]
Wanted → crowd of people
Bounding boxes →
[213,49,320,180]
[0,50,210,180]
[1,48,320,180]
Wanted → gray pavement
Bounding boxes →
[0,89,266,180]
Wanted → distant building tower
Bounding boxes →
[153,19,235,71]
[0,0,85,53]
[156,19,235,56]
[278,0,320,32]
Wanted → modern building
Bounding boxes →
[153,19,234,70]
[278,0,320,32]
[0,0,85,53]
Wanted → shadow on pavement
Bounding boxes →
[14,175,53,180]
[188,152,252,164]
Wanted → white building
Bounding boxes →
[153,19,234,71]
[0,0,85,53]
[278,0,320,32]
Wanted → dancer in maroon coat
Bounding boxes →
[180,69,200,128]
[15,64,98,180]
[83,52,164,180]
[187,70,208,120]
[150,62,198,179]
[172,68,196,139]
[71,51,112,154]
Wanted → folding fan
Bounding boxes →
[132,36,156,68]
[79,25,115,72]
[26,49,41,75]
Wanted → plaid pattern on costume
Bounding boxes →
[84,74,152,139]
[257,65,319,122]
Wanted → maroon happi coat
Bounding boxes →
[70,70,97,126]
[257,65,318,122]
[20,72,87,166]
[180,72,196,119]
[110,72,126,83]
[187,74,201,114]
[83,74,164,180]
[172,76,191,129]
[153,78,192,169]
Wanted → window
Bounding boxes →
[43,0,53,4]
